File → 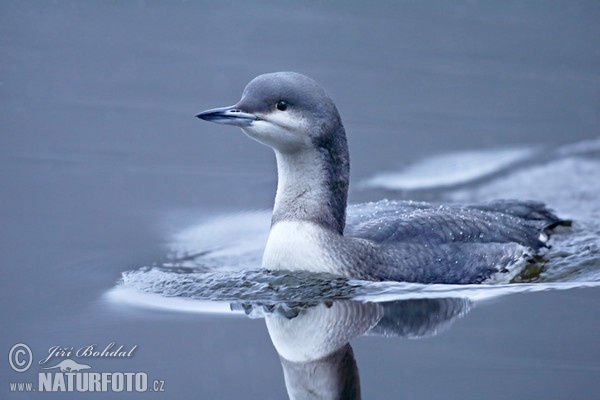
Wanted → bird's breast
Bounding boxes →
[262,221,343,275]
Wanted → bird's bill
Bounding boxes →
[195,105,257,126]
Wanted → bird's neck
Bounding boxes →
[271,126,349,234]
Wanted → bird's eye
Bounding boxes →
[276,101,288,111]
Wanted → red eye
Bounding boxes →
[276,101,288,111]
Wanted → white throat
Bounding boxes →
[272,149,331,218]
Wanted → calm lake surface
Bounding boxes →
[2,1,599,399]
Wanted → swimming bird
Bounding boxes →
[196,72,563,284]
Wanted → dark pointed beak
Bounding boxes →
[195,105,257,126]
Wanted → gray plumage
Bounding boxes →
[197,72,565,284]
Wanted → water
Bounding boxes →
[2,1,600,399]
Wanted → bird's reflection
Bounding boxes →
[234,298,471,399]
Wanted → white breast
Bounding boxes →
[262,221,342,275]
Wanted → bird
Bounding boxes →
[196,72,564,284]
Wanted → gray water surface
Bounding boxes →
[2,2,600,399]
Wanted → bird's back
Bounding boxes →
[344,199,564,283]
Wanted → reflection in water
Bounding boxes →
[236,298,470,399]
[107,268,600,399]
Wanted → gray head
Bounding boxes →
[197,72,343,153]
[197,72,349,233]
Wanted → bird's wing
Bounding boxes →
[345,200,560,249]
[344,199,565,283]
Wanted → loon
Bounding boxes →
[196,72,563,284]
